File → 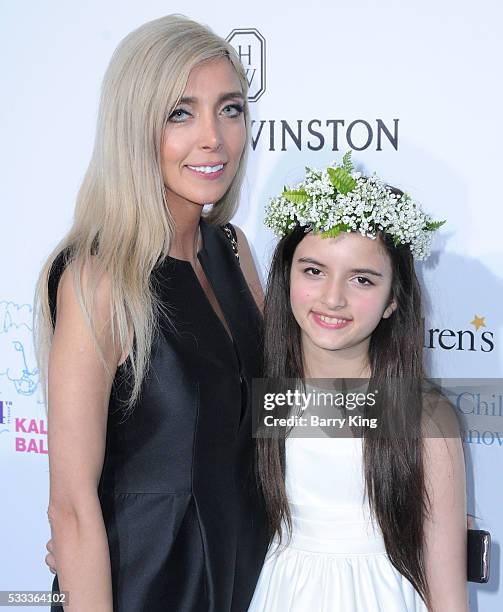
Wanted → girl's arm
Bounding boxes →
[423,399,468,611]
[47,263,122,611]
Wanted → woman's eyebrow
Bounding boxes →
[178,91,244,105]
[217,91,244,104]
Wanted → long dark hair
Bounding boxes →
[256,222,430,606]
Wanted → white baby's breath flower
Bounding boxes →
[263,157,443,260]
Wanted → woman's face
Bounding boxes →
[161,57,246,212]
[289,232,396,358]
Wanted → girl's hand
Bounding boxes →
[45,538,56,574]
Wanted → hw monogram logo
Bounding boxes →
[226,28,266,102]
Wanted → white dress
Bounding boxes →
[248,432,427,611]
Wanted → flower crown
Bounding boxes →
[264,152,445,260]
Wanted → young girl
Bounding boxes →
[250,155,468,611]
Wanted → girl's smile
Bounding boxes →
[310,312,353,330]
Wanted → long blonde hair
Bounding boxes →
[35,14,250,412]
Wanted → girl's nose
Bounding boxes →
[320,278,347,310]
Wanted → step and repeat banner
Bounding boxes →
[1,1,501,610]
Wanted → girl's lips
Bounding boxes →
[185,164,226,180]
[311,312,352,330]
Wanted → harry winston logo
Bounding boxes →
[226,28,266,102]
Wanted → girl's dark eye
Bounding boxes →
[168,108,190,123]
[304,267,322,276]
[355,276,373,286]
[222,104,244,118]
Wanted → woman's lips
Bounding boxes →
[186,163,226,180]
[311,312,352,330]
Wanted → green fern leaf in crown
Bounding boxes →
[342,151,353,174]
[282,189,309,204]
[321,223,352,238]
[327,167,357,195]
[425,220,446,231]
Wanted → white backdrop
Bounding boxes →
[1,1,501,610]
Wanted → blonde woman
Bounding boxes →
[37,15,268,611]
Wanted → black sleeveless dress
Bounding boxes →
[49,219,269,611]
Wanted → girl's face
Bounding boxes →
[161,57,246,211]
[289,232,396,359]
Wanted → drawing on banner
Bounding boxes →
[226,28,266,102]
[0,301,39,396]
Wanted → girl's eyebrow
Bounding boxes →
[297,257,326,268]
[297,258,384,277]
[350,268,383,277]
[178,91,244,105]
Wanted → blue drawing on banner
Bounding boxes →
[0,301,39,396]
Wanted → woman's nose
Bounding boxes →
[198,114,223,150]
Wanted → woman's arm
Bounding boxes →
[47,263,121,611]
[234,225,265,312]
[423,398,468,611]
